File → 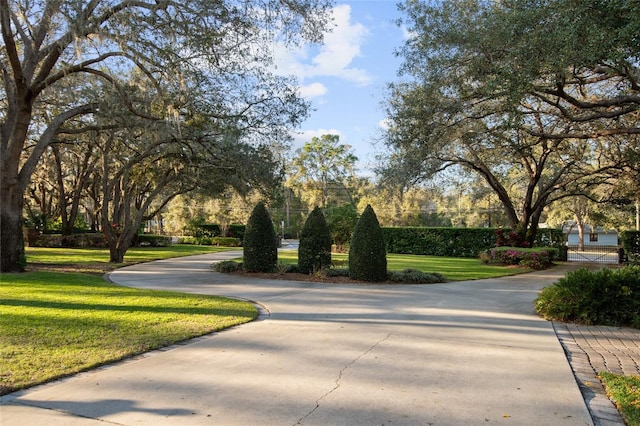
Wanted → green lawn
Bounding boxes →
[276,250,528,281]
[599,373,640,426]
[0,271,257,395]
[27,245,235,267]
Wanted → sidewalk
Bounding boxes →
[555,323,640,426]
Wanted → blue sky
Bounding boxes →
[274,1,407,174]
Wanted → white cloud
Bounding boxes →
[273,4,373,85]
[400,23,415,41]
[378,118,392,130]
[299,82,328,99]
[290,128,344,148]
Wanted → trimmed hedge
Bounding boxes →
[298,207,332,274]
[135,234,172,247]
[349,205,387,282]
[187,223,221,238]
[387,269,446,284]
[381,227,565,258]
[620,230,640,265]
[29,233,107,248]
[178,236,241,246]
[243,202,277,273]
[227,224,246,242]
[186,223,246,241]
[30,233,173,248]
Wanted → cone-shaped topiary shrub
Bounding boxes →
[298,207,332,274]
[349,204,387,282]
[243,202,277,272]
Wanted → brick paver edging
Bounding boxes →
[554,322,640,426]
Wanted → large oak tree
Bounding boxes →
[381,0,639,245]
[1,0,331,271]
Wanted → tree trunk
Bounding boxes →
[0,181,26,272]
[109,241,126,263]
[1,98,33,272]
[574,209,588,251]
[577,222,586,251]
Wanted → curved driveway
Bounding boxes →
[1,251,593,425]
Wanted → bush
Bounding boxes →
[177,236,198,245]
[136,234,172,247]
[211,260,242,273]
[325,204,358,250]
[183,222,246,242]
[382,227,565,258]
[495,228,529,247]
[29,233,107,248]
[277,263,299,274]
[535,266,640,328]
[349,205,387,282]
[177,236,241,246]
[243,202,278,273]
[227,224,246,242]
[388,269,446,284]
[184,218,217,238]
[211,237,241,247]
[620,230,640,265]
[298,207,332,274]
[481,246,556,269]
[325,267,350,277]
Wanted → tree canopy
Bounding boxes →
[0,0,331,271]
[380,0,639,244]
[289,134,358,208]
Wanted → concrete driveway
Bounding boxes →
[0,252,592,425]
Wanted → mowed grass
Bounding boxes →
[276,250,528,281]
[599,373,640,426]
[26,245,235,270]
[0,271,257,395]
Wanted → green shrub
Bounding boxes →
[177,236,198,245]
[481,246,556,269]
[382,227,565,258]
[212,260,242,273]
[47,216,89,233]
[243,202,277,273]
[535,266,640,327]
[325,204,358,250]
[183,222,246,241]
[298,207,332,274]
[325,267,350,277]
[29,233,107,248]
[388,269,446,284]
[210,237,241,246]
[620,230,640,265]
[136,234,172,247]
[227,224,246,242]
[176,236,240,246]
[278,263,299,274]
[349,205,387,282]
[184,218,214,237]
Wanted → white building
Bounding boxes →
[564,224,619,246]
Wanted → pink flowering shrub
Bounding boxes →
[481,247,555,270]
